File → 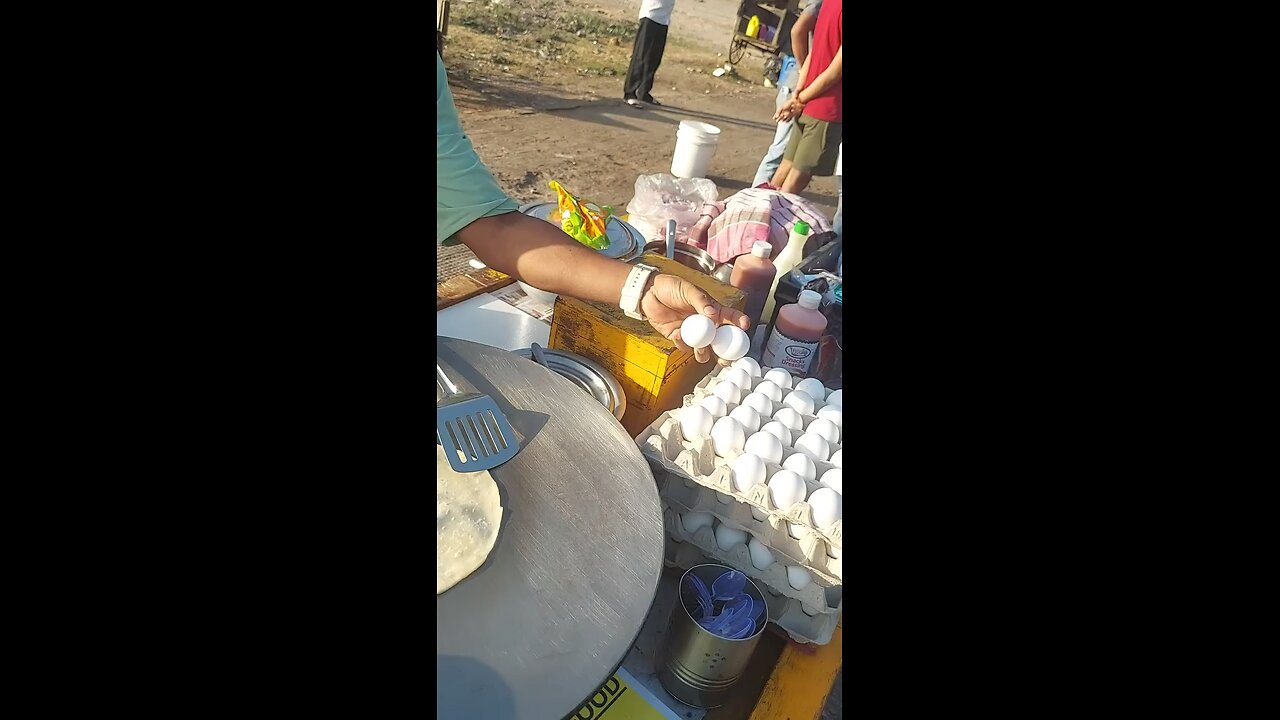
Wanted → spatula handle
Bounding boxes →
[436,363,461,398]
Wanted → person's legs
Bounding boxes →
[639,22,669,103]
[772,125,804,186]
[754,120,795,186]
[624,19,658,101]
[782,116,841,194]
[833,175,842,240]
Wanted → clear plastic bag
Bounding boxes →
[625,173,718,245]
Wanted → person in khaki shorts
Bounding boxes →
[770,0,842,194]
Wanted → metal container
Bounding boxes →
[639,240,717,275]
[519,202,642,261]
[511,347,626,421]
[658,564,768,708]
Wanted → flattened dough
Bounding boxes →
[437,445,504,594]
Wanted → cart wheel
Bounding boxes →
[729,39,746,64]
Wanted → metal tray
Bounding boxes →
[519,201,642,261]
[511,347,627,421]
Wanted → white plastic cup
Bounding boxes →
[670,121,722,179]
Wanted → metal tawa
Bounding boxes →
[436,337,664,720]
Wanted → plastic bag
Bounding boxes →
[550,180,611,250]
[625,173,718,245]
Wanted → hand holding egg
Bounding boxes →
[711,325,750,362]
[651,276,750,364]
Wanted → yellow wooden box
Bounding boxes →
[549,254,747,437]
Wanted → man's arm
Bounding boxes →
[795,46,841,105]
[457,213,630,306]
[790,4,821,69]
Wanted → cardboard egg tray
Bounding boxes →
[663,528,839,646]
[656,469,842,585]
[662,504,842,617]
[636,407,843,561]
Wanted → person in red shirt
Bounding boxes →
[770,0,842,194]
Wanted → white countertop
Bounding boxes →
[436,291,550,350]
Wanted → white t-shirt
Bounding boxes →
[638,0,675,26]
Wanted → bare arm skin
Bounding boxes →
[791,8,820,69]
[457,212,750,363]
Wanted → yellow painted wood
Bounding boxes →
[548,254,746,436]
[747,623,843,720]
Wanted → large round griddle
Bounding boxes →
[436,338,664,720]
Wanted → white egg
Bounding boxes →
[709,416,746,457]
[786,565,812,590]
[728,405,761,434]
[719,367,752,392]
[773,407,804,432]
[764,368,793,389]
[794,377,827,400]
[828,449,842,468]
[782,390,815,415]
[730,452,766,492]
[806,418,841,445]
[815,406,842,428]
[819,468,842,494]
[781,452,817,481]
[711,325,750,362]
[680,314,717,349]
[714,522,749,552]
[742,392,773,418]
[678,406,714,440]
[794,433,831,462]
[825,389,843,409]
[712,380,742,405]
[699,395,729,418]
[760,421,793,447]
[743,431,784,465]
[681,511,714,534]
[748,536,775,570]
[767,470,806,512]
[754,380,784,402]
[732,356,762,378]
[807,487,842,529]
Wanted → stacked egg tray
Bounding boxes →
[635,386,842,578]
[662,504,839,646]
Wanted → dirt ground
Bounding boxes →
[442,0,839,219]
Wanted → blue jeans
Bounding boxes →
[834,175,842,241]
[753,55,797,186]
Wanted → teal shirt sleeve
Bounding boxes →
[437,54,518,245]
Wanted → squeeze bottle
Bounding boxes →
[760,220,810,322]
[746,16,760,38]
[730,241,778,325]
[761,289,827,375]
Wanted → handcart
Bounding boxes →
[728,0,803,65]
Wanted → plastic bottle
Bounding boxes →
[761,290,827,375]
[730,241,778,325]
[746,16,760,38]
[760,220,811,322]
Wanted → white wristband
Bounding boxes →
[620,264,658,320]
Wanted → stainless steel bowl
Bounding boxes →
[512,347,627,421]
[636,241,734,281]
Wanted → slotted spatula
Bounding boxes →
[436,362,519,472]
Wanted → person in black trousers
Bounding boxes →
[624,1,675,107]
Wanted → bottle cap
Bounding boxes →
[798,289,822,309]
[791,220,811,236]
[751,241,773,259]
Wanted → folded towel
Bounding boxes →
[704,188,833,264]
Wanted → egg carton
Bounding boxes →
[691,373,844,443]
[636,411,843,553]
[662,504,842,617]
[656,469,842,584]
[663,533,838,646]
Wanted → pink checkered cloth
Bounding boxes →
[686,188,834,264]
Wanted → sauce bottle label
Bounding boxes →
[762,327,820,374]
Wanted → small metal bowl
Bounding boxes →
[512,347,627,421]
[637,240,725,276]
